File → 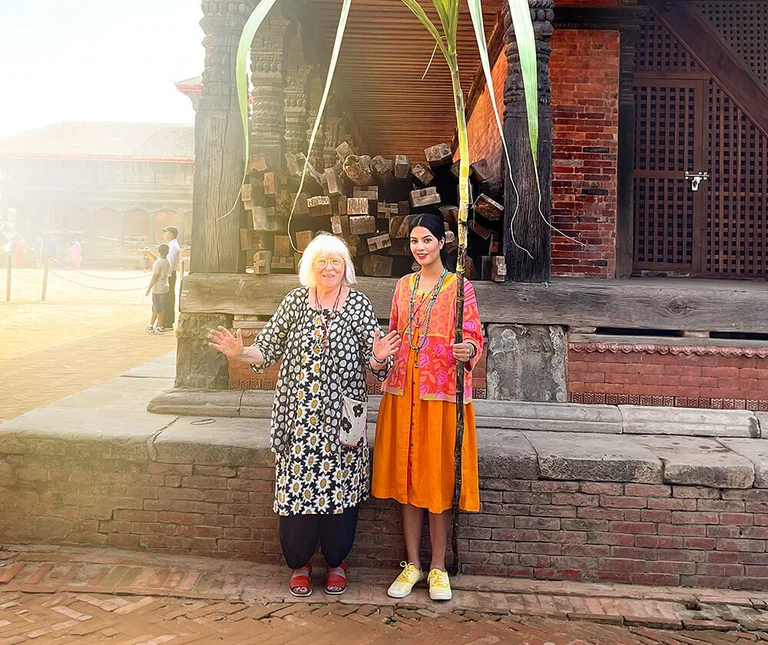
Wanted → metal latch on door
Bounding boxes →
[684,171,709,192]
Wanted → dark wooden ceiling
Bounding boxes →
[306,0,503,161]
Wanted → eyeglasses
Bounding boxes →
[313,256,345,270]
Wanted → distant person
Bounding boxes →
[71,237,82,269]
[46,234,58,259]
[14,238,26,268]
[145,243,170,334]
[162,226,180,331]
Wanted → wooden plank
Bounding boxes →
[252,251,271,275]
[474,194,503,221]
[470,158,494,183]
[336,141,355,160]
[241,183,253,202]
[425,142,453,167]
[393,155,412,180]
[398,201,411,216]
[367,233,392,252]
[273,235,292,257]
[371,155,394,181]
[343,154,374,186]
[445,230,458,253]
[480,256,492,281]
[450,159,475,180]
[410,187,441,209]
[344,233,362,257]
[377,202,399,218]
[324,167,345,197]
[347,197,371,216]
[388,215,410,239]
[263,172,276,195]
[353,186,379,201]
[296,230,314,252]
[271,256,295,271]
[331,215,350,237]
[349,215,376,235]
[363,255,393,277]
[252,206,283,232]
[412,163,435,186]
[307,195,333,217]
[183,275,768,334]
[489,233,500,255]
[440,205,458,228]
[240,229,271,251]
[469,220,492,240]
[248,154,268,174]
[491,256,507,283]
[336,196,347,216]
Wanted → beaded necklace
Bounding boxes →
[312,285,343,354]
[407,269,448,351]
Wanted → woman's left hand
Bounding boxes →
[451,341,476,363]
[372,328,401,362]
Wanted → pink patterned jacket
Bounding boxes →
[382,272,484,402]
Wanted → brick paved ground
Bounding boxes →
[0,268,176,422]
[2,545,768,643]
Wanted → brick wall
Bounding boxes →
[550,30,620,278]
[464,30,620,278]
[3,447,768,590]
[569,343,768,410]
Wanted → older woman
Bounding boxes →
[208,233,399,597]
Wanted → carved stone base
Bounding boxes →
[175,313,234,390]
[486,323,567,402]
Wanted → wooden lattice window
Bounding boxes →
[695,1,768,87]
[637,12,701,73]
[707,81,768,276]
[634,84,697,267]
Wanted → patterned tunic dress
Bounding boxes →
[251,287,389,516]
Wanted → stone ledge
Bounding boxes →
[148,388,761,438]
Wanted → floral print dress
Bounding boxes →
[251,287,389,516]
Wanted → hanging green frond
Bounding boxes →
[506,0,539,165]
[400,0,449,59]
[236,0,280,166]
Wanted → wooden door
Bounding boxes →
[633,75,709,274]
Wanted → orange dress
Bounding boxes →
[372,273,481,513]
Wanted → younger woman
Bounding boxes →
[372,212,483,601]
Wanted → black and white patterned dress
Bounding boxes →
[251,287,390,516]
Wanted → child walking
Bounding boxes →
[145,243,171,334]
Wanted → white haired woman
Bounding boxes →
[208,233,400,597]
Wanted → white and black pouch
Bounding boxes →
[339,395,368,449]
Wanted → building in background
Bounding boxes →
[0,122,193,267]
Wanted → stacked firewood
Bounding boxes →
[240,142,506,281]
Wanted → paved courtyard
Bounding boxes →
[4,266,768,643]
[0,267,176,423]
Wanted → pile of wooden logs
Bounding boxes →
[239,142,506,281]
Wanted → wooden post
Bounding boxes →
[41,255,49,302]
[616,29,638,279]
[190,1,257,274]
[5,252,11,302]
[503,0,554,282]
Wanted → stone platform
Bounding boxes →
[3,353,768,591]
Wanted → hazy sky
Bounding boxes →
[0,0,204,138]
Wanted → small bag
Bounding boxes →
[339,395,368,449]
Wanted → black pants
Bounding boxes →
[164,272,176,328]
[279,506,359,569]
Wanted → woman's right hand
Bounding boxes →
[207,326,243,359]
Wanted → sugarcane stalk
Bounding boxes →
[448,50,471,577]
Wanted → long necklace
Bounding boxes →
[313,285,343,353]
[408,269,447,351]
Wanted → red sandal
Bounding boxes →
[324,562,348,595]
[289,564,312,597]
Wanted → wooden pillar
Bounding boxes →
[190,1,254,274]
[284,63,312,154]
[616,29,638,279]
[502,0,554,283]
[250,17,289,170]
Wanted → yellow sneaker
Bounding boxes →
[427,568,452,601]
[387,561,424,598]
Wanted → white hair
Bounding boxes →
[297,232,357,288]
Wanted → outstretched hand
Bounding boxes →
[372,328,400,362]
[207,326,243,359]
